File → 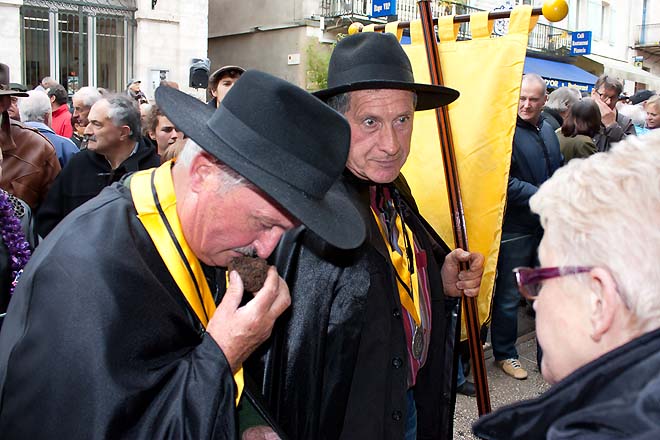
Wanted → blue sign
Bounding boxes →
[570,31,592,56]
[372,0,396,17]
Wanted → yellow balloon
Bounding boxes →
[542,0,569,22]
[348,22,364,35]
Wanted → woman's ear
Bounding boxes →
[588,267,621,342]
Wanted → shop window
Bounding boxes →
[22,7,50,89]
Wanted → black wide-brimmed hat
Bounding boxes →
[156,70,365,250]
[0,64,28,97]
[314,32,459,110]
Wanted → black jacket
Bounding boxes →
[36,138,160,237]
[249,173,458,440]
[594,112,637,152]
[473,328,660,439]
[0,183,238,439]
[504,116,562,234]
[541,108,563,131]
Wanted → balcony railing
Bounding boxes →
[319,0,573,55]
[636,23,660,46]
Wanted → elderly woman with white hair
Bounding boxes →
[473,132,660,439]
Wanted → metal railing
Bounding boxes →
[636,23,660,46]
[319,0,573,54]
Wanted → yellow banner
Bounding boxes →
[381,7,537,338]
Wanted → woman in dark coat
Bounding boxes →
[556,98,601,162]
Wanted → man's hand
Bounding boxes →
[207,267,291,372]
[242,426,281,440]
[592,91,617,127]
[441,249,484,298]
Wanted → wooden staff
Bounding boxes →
[417,0,492,416]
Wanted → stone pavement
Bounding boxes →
[453,305,550,439]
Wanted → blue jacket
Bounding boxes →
[24,121,79,169]
[504,116,563,234]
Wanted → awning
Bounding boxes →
[523,57,597,91]
[581,54,660,90]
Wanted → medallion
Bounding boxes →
[412,326,424,360]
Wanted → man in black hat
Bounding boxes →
[0,70,365,439]
[207,65,245,109]
[250,32,484,440]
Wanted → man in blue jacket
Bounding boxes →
[17,90,79,168]
[491,73,563,380]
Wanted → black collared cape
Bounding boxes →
[248,173,459,440]
[0,183,238,439]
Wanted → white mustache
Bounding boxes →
[232,246,256,257]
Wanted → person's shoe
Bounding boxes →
[457,381,476,397]
[497,358,528,380]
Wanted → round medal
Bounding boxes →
[412,326,424,359]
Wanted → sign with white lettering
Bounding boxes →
[570,31,592,56]
[372,0,396,17]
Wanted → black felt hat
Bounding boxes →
[314,32,459,110]
[156,70,365,250]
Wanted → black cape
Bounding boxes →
[249,174,459,439]
[0,183,239,439]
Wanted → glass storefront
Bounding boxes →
[21,0,135,94]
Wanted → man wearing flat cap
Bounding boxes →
[0,63,60,209]
[249,32,484,439]
[207,65,245,109]
[0,70,365,439]
[126,78,148,105]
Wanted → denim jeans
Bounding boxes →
[457,358,467,387]
[404,389,417,440]
[491,232,540,361]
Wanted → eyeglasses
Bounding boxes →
[594,90,618,103]
[513,266,593,300]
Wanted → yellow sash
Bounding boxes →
[371,208,421,326]
[130,161,244,404]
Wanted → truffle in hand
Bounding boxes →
[228,256,269,293]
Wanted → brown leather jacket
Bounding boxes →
[0,115,61,209]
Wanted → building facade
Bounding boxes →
[208,0,660,92]
[0,0,208,100]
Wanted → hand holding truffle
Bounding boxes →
[207,266,291,373]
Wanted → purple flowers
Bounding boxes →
[0,191,31,294]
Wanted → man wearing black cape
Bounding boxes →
[0,71,365,439]
[250,33,484,439]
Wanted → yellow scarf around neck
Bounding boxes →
[130,161,244,404]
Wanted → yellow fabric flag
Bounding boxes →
[381,7,537,338]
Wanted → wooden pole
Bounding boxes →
[416,0,492,416]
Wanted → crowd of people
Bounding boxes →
[0,31,658,440]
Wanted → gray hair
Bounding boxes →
[326,90,418,115]
[17,90,52,123]
[73,86,102,108]
[530,132,660,332]
[594,74,623,95]
[545,87,582,112]
[178,139,252,194]
[103,94,141,141]
[522,73,547,93]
